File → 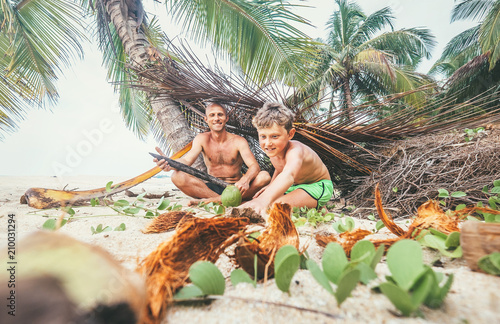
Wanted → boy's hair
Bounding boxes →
[252,102,295,132]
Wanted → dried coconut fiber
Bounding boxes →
[137,216,249,324]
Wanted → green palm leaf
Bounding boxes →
[164,0,319,85]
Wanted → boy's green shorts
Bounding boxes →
[285,179,334,208]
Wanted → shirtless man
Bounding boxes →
[154,102,271,205]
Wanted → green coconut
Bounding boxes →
[221,185,242,207]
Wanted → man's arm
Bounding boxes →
[234,138,261,195]
[154,135,204,171]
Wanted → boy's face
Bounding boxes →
[205,104,228,132]
[257,123,295,158]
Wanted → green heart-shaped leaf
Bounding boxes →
[274,245,300,293]
[379,282,416,316]
[306,259,334,295]
[230,269,255,287]
[189,261,225,295]
[335,269,360,306]
[322,243,348,284]
[386,240,425,291]
[173,284,204,300]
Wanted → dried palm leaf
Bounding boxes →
[127,41,500,195]
[137,217,249,324]
[141,211,195,234]
[234,203,299,278]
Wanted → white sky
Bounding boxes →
[0,0,477,179]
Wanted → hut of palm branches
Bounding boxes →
[129,41,500,217]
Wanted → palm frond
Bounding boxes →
[0,0,85,139]
[479,0,500,69]
[451,0,496,22]
[165,0,319,85]
[363,28,436,67]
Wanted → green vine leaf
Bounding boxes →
[274,245,300,293]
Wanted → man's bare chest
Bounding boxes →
[203,147,241,166]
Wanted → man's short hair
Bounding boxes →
[205,101,227,115]
[252,102,295,132]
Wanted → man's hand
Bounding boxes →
[234,179,250,197]
[153,147,173,172]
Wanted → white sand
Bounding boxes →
[1,175,499,323]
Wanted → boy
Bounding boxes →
[240,102,333,218]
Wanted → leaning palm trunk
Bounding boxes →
[104,0,198,164]
[343,76,355,121]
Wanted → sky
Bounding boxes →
[0,0,477,180]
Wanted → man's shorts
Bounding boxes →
[285,179,334,208]
[206,182,225,195]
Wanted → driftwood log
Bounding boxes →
[461,221,500,271]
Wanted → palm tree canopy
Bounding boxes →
[430,0,500,103]
[296,0,436,116]
[163,0,320,85]
[0,0,85,139]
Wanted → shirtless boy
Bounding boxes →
[240,102,333,218]
[154,102,270,205]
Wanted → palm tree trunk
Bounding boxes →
[342,76,355,121]
[104,0,201,167]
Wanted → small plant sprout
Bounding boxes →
[42,207,75,231]
[378,240,453,316]
[90,223,126,235]
[306,242,361,306]
[477,252,500,276]
[463,127,485,142]
[174,261,226,300]
[291,207,336,227]
[418,229,462,258]
[332,217,355,233]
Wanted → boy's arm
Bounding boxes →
[234,138,261,195]
[241,147,303,216]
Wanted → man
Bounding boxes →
[154,102,271,205]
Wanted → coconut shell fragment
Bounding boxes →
[235,203,299,278]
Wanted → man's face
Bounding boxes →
[257,123,295,158]
[205,104,228,132]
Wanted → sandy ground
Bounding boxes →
[1,175,499,324]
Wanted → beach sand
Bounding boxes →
[1,175,499,323]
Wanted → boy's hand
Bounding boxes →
[252,186,267,199]
[240,199,268,220]
[153,147,173,172]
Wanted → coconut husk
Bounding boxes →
[141,211,195,234]
[234,203,299,278]
[6,231,146,322]
[315,229,372,257]
[137,217,249,324]
[315,183,485,254]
